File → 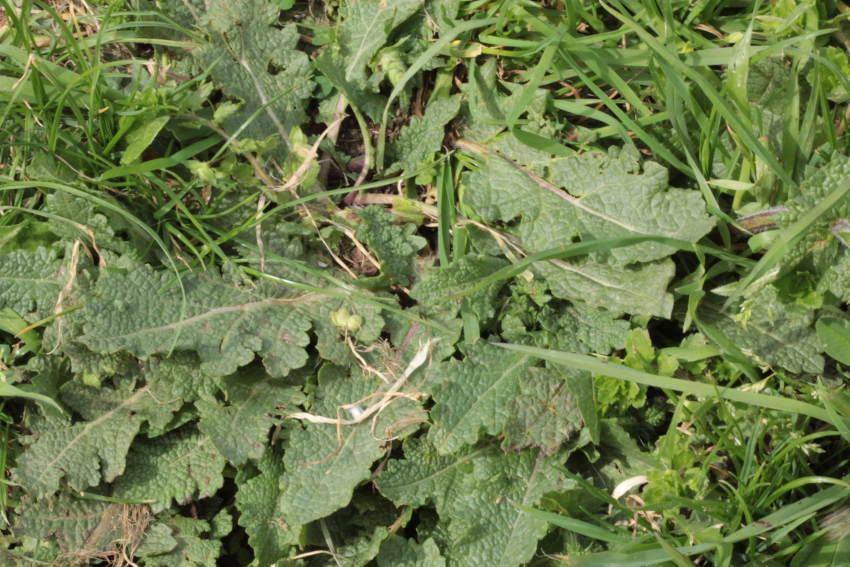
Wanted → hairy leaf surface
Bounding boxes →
[112,426,226,513]
[79,257,317,377]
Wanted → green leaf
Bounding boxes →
[278,364,421,526]
[566,544,716,567]
[314,0,422,122]
[384,96,461,175]
[0,220,59,256]
[561,365,601,444]
[509,501,630,545]
[377,536,446,567]
[817,318,850,366]
[338,0,421,88]
[411,254,510,320]
[0,305,41,352]
[235,451,298,567]
[140,515,222,567]
[655,533,698,567]
[14,494,123,555]
[356,205,427,286]
[121,115,170,165]
[197,367,304,465]
[726,173,850,309]
[699,288,824,374]
[503,365,583,454]
[463,142,714,266]
[112,425,226,513]
[25,354,69,417]
[791,537,850,567]
[43,191,148,255]
[459,142,708,316]
[0,247,65,318]
[445,449,561,567]
[314,46,387,126]
[79,256,315,378]
[270,0,294,10]
[0,381,62,413]
[539,305,629,355]
[329,521,410,567]
[15,380,161,495]
[381,441,560,567]
[145,352,222,407]
[377,438,486,511]
[429,341,536,454]
[189,0,314,157]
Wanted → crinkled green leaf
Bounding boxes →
[235,452,298,567]
[503,365,583,454]
[15,380,162,496]
[538,305,629,355]
[824,253,850,303]
[378,536,446,567]
[384,304,463,367]
[0,247,64,318]
[135,523,179,557]
[541,255,675,318]
[447,449,561,567]
[15,495,123,555]
[328,520,411,567]
[25,354,70,418]
[314,46,387,125]
[411,254,509,320]
[278,363,420,527]
[302,489,409,567]
[136,352,221,437]
[572,420,658,490]
[460,141,713,316]
[377,437,484,511]
[43,191,147,255]
[337,0,421,78]
[139,515,222,567]
[748,56,795,115]
[561,365,600,444]
[384,96,461,175]
[430,341,535,455]
[192,0,314,158]
[145,352,222,407]
[112,425,226,513]
[465,144,714,266]
[315,0,422,122]
[383,442,561,567]
[464,59,548,141]
[311,297,387,366]
[699,287,824,374]
[79,256,316,377]
[197,367,304,465]
[357,205,427,286]
[774,154,850,281]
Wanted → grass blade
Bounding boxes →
[510,501,631,545]
[495,344,834,424]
